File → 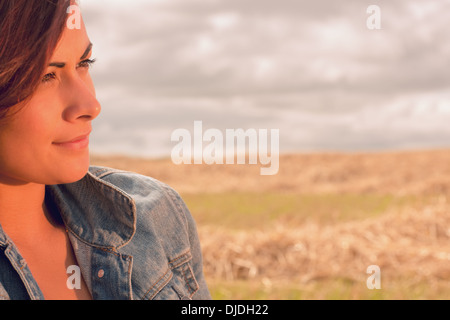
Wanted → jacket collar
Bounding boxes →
[46,168,137,249]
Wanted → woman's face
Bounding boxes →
[0,19,101,185]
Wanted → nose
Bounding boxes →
[62,76,101,122]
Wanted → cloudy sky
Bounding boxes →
[80,0,450,157]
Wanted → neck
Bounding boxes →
[0,181,51,242]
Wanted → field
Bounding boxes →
[91,149,450,299]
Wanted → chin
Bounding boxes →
[52,153,91,184]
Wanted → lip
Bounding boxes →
[53,131,91,150]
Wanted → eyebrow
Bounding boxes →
[48,42,93,68]
[80,43,93,60]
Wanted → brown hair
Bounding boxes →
[0,0,70,119]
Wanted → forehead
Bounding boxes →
[50,16,90,61]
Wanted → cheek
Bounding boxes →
[0,102,60,181]
[7,110,55,148]
[0,81,93,184]
[0,122,51,179]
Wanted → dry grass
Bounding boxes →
[90,149,450,299]
[199,198,449,284]
[92,149,450,195]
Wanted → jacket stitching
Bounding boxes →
[168,250,191,269]
[61,171,137,250]
[4,247,38,300]
[187,263,200,296]
[142,250,194,300]
[66,228,117,251]
[142,267,172,300]
[181,265,193,296]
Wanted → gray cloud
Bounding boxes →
[80,0,450,156]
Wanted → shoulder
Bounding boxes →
[87,166,210,300]
[88,165,186,211]
[89,165,174,196]
[87,165,194,256]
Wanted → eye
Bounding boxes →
[77,58,96,69]
[41,72,57,83]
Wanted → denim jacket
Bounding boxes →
[0,166,211,300]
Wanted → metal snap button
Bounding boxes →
[97,269,105,278]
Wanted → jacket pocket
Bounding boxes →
[143,251,199,300]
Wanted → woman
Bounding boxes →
[0,0,210,300]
